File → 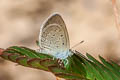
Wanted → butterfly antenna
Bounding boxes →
[71,40,84,49]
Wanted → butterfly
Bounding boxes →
[38,13,72,59]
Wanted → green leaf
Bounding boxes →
[1,46,120,80]
[27,58,48,71]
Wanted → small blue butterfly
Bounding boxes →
[38,13,72,59]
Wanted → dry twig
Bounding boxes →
[111,0,120,35]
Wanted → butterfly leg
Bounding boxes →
[57,59,64,68]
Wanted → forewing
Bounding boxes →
[39,13,70,55]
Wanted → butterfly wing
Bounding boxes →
[39,13,70,58]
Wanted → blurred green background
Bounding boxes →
[0,0,120,80]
